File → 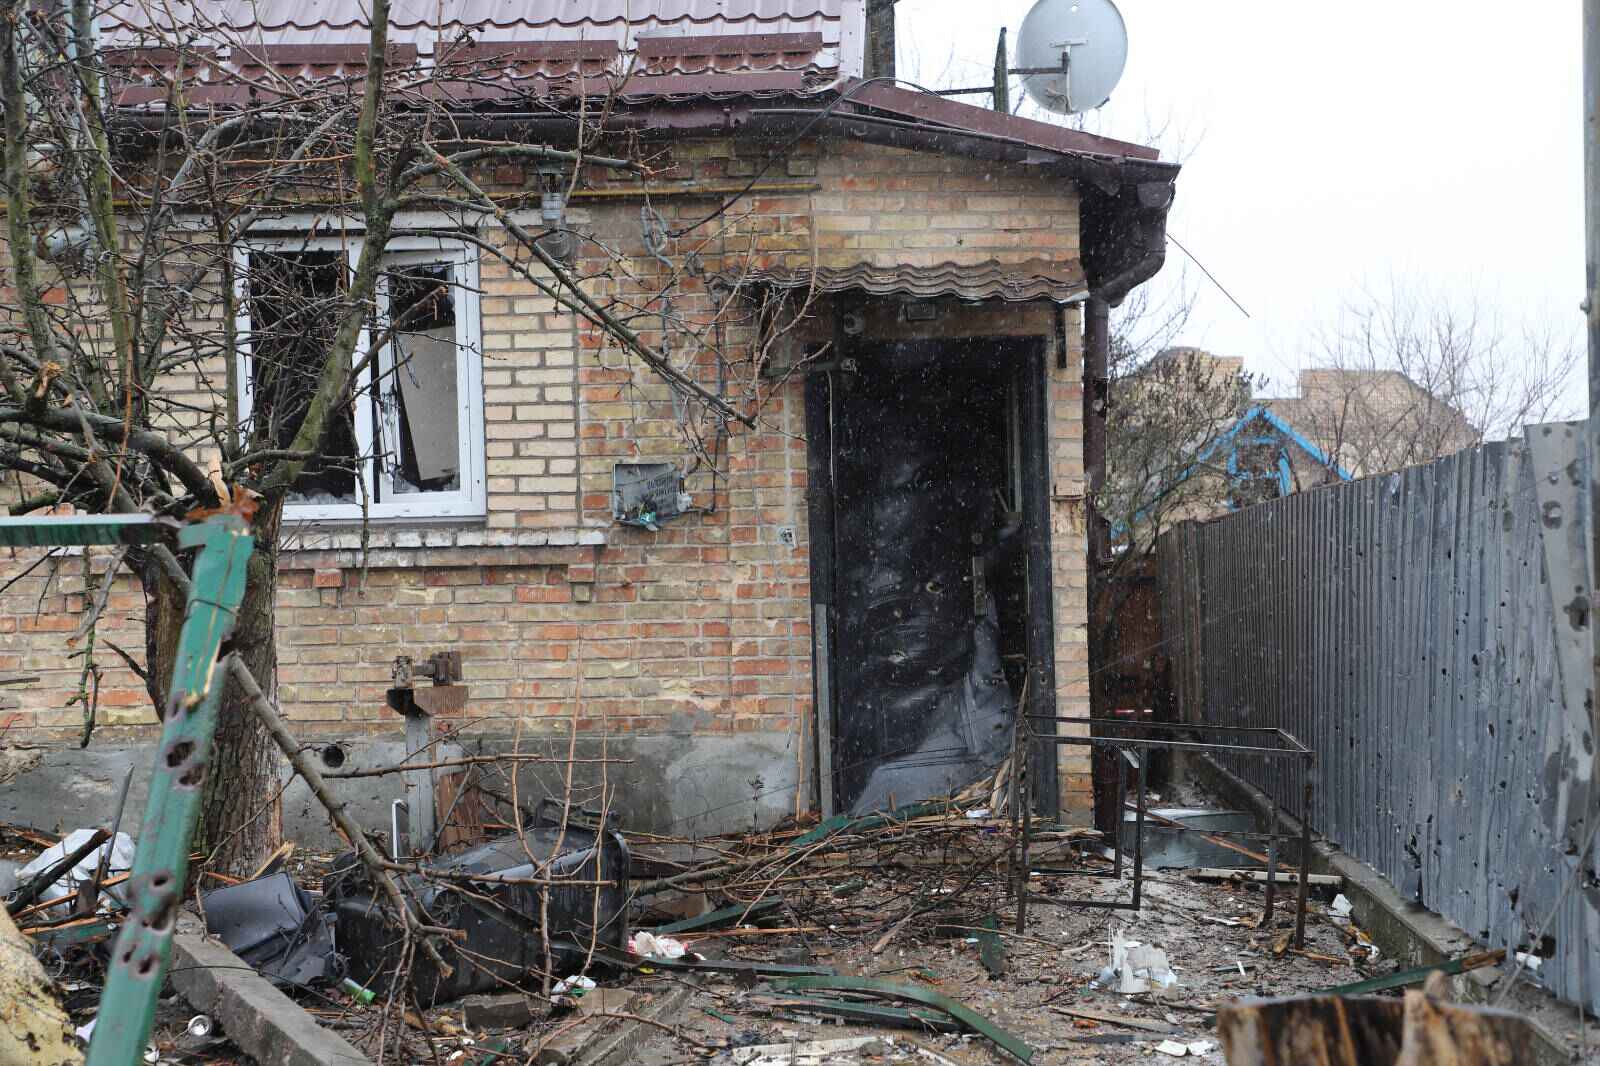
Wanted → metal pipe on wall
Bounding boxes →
[1082,298,1110,563]
[1083,296,1111,727]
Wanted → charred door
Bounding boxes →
[807,338,1054,815]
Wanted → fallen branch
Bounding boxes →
[1048,1004,1178,1034]
[226,654,461,976]
[322,752,630,779]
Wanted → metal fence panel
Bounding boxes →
[1159,424,1600,1014]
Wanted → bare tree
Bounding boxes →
[1100,333,1254,559]
[1291,278,1582,476]
[0,0,788,874]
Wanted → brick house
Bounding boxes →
[0,0,1177,838]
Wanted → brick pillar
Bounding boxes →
[1048,307,1093,822]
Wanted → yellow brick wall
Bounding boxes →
[0,133,1093,815]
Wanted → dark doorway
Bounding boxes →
[806,337,1056,815]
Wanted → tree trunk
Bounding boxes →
[0,905,81,1065]
[141,503,285,878]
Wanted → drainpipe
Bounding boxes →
[1082,296,1110,569]
[1083,241,1163,729]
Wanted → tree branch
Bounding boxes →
[226,655,459,975]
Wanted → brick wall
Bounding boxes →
[0,134,1094,820]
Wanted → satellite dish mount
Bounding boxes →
[934,0,1128,116]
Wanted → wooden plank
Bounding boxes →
[1216,987,1540,1066]
[1048,1005,1177,1034]
[1394,987,1539,1066]
[1217,995,1405,1066]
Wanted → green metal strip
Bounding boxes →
[789,801,955,848]
[1319,948,1507,997]
[770,976,1034,1063]
[87,516,254,1066]
[653,898,782,934]
[0,513,168,547]
[976,913,1004,977]
[764,993,961,1031]
[28,918,120,949]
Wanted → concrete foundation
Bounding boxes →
[1193,755,1584,1066]
[1,730,808,848]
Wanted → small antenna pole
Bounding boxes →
[993,28,1010,113]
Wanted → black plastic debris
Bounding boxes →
[201,872,339,988]
[330,820,629,1005]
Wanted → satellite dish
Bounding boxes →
[1015,0,1128,114]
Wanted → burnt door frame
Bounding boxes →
[803,334,1059,817]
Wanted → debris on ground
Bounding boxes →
[1317,948,1506,996]
[0,786,1569,1066]
[1101,929,1179,994]
[552,974,597,1005]
[1155,1037,1215,1057]
[330,818,630,1005]
[202,870,338,987]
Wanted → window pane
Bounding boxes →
[380,262,460,496]
[247,251,359,504]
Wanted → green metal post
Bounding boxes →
[86,516,254,1066]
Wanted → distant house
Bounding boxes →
[1120,354,1476,534]
[1205,405,1351,510]
[1264,369,1479,480]
[1214,367,1476,508]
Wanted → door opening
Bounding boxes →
[806,338,1055,815]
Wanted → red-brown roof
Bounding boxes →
[103,0,851,77]
[100,1,1168,168]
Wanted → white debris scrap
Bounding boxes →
[17,829,135,913]
[628,931,687,960]
[551,975,595,1004]
[1154,1039,1215,1058]
[1330,894,1354,919]
[1107,929,1178,994]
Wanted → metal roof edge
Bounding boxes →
[835,80,1162,163]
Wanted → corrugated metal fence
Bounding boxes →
[1158,422,1600,1013]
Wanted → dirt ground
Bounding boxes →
[617,861,1378,1065]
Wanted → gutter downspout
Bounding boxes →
[1080,178,1172,737]
[1084,240,1163,570]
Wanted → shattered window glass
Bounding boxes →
[245,250,359,505]
[239,238,483,520]
[377,261,462,496]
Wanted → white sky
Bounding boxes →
[898,0,1588,407]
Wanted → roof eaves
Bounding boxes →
[836,81,1162,163]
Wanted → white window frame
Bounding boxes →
[234,234,486,522]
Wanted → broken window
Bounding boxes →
[246,250,358,504]
[237,236,485,520]
[377,260,461,496]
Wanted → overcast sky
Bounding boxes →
[898,1,1587,408]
